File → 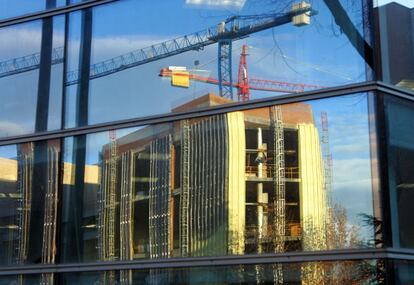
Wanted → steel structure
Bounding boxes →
[97,130,118,285]
[15,144,34,266]
[159,68,323,96]
[218,40,233,99]
[270,105,286,284]
[40,145,59,285]
[238,45,250,101]
[0,5,314,99]
[179,120,190,257]
[320,112,333,200]
[119,151,134,285]
[149,135,173,259]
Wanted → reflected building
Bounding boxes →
[95,94,327,265]
[0,94,328,284]
[0,142,59,285]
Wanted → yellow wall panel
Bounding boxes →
[226,111,246,255]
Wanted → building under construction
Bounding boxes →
[0,92,328,283]
[95,93,327,263]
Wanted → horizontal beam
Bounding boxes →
[0,0,118,28]
[0,81,413,147]
[0,247,413,275]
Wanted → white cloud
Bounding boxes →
[0,121,27,137]
[90,35,178,63]
[185,0,246,9]
[0,27,65,63]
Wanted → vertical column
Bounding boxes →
[62,6,93,264]
[218,40,233,100]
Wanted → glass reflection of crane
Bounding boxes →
[0,2,316,100]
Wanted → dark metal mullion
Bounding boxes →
[374,92,393,249]
[28,0,57,265]
[371,0,384,82]
[76,8,92,127]
[322,0,374,69]
[362,0,377,80]
[60,6,93,264]
[60,0,71,134]
[35,16,54,133]
[55,0,70,267]
[0,0,117,29]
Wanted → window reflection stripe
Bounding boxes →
[0,81,380,149]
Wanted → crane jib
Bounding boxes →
[0,6,315,84]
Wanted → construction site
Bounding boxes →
[80,91,327,283]
[0,0,387,283]
[0,93,330,283]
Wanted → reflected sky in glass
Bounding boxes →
[64,0,372,126]
[375,0,414,7]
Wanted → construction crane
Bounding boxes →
[0,2,315,100]
[320,112,333,200]
[159,45,324,101]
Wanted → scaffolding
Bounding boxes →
[320,112,333,201]
[149,135,172,259]
[120,151,134,285]
[14,144,34,266]
[41,146,59,264]
[97,131,118,285]
[187,115,228,257]
[270,105,286,284]
[108,130,117,261]
[180,120,190,257]
[40,146,59,285]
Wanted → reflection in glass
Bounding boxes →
[0,14,65,138]
[0,274,41,285]
[0,141,60,283]
[392,259,414,284]
[0,1,67,20]
[61,0,373,127]
[386,96,414,248]
[59,260,382,284]
[61,93,379,274]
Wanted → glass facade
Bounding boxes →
[59,93,379,263]
[0,0,67,20]
[0,16,65,138]
[63,0,374,127]
[0,0,413,284]
[0,141,60,266]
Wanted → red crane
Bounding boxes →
[159,44,324,101]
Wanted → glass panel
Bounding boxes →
[0,15,65,138]
[385,96,414,248]
[60,93,380,262]
[58,260,383,284]
[0,141,60,266]
[392,260,414,285]
[0,274,43,285]
[64,0,373,128]
[0,21,41,137]
[376,1,414,91]
[0,0,68,21]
